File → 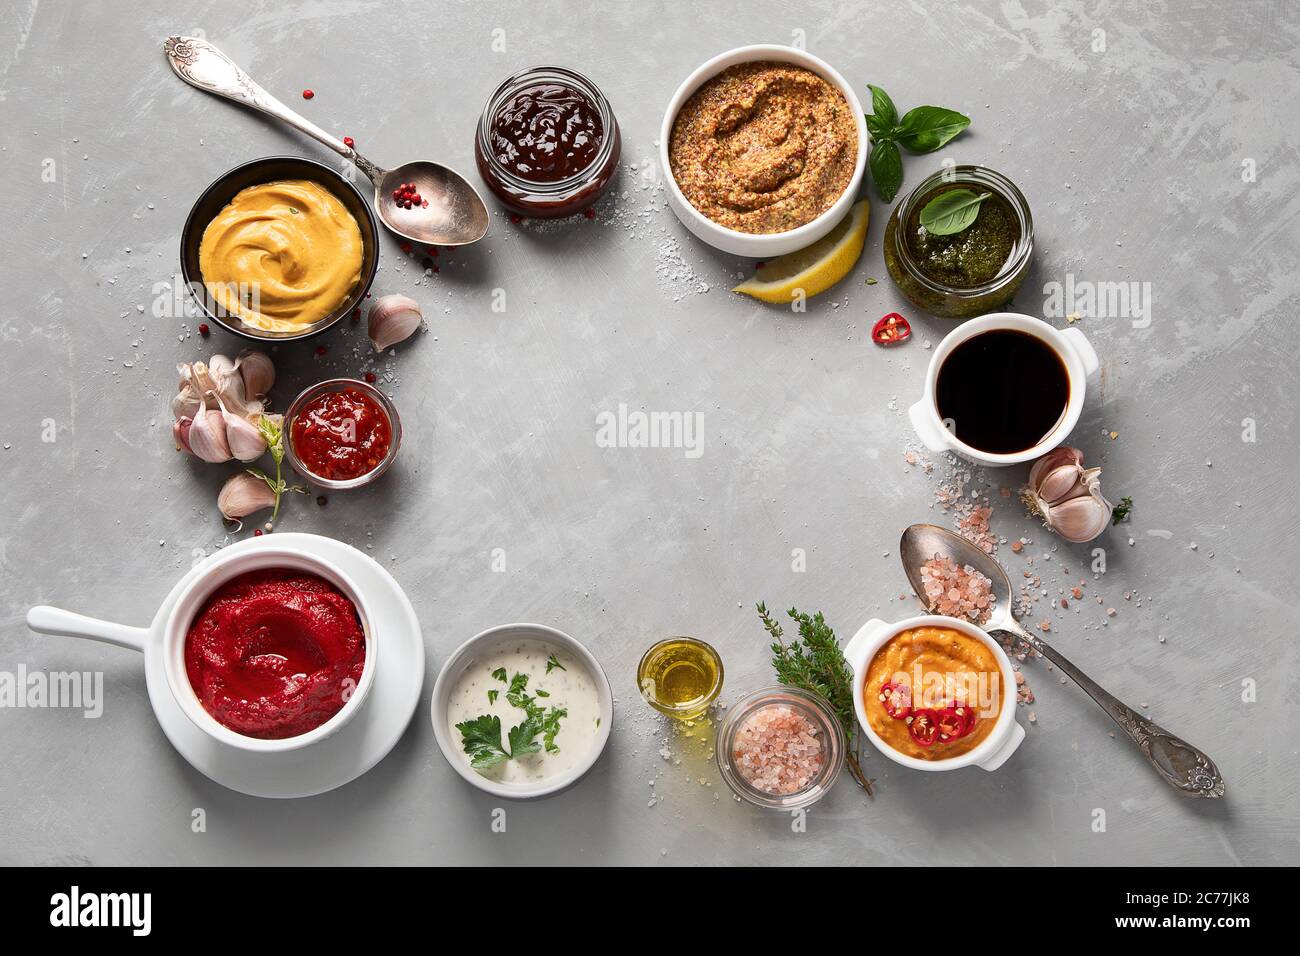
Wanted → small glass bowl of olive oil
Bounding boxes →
[637,637,724,721]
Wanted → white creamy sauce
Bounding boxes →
[446,639,601,785]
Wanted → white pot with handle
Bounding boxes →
[908,312,1100,468]
[843,614,1025,772]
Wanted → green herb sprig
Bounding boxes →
[1111,495,1134,525]
[246,414,304,526]
[758,603,873,796]
[864,85,971,202]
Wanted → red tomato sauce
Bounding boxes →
[184,569,366,739]
[290,386,392,481]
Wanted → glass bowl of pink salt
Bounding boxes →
[716,686,846,809]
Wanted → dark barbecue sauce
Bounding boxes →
[489,82,604,183]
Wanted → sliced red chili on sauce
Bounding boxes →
[871,312,911,346]
[937,703,978,742]
[907,708,939,747]
[878,681,912,720]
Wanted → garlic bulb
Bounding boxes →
[218,472,276,521]
[237,349,275,400]
[367,294,423,351]
[186,396,233,463]
[1022,446,1113,543]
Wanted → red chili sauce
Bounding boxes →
[290,386,392,482]
[184,569,366,739]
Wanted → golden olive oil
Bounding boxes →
[637,637,723,720]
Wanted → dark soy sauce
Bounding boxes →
[935,329,1069,454]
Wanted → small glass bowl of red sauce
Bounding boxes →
[285,379,401,489]
[475,65,621,218]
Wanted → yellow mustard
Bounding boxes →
[199,179,363,333]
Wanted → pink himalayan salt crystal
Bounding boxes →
[732,704,824,795]
[919,554,994,625]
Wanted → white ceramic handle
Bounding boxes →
[26,606,148,653]
[1059,327,1100,377]
[908,399,952,452]
[843,618,889,670]
[977,720,1025,771]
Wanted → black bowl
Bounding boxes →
[180,156,380,342]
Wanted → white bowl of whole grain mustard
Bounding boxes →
[660,45,868,257]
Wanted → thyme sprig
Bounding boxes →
[758,603,874,796]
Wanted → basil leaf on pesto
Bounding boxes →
[919,189,991,236]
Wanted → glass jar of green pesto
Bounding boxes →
[883,165,1033,319]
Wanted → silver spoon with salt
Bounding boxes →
[900,523,1224,798]
[164,36,489,247]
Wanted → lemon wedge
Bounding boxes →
[732,200,870,303]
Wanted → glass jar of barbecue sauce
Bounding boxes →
[475,66,621,218]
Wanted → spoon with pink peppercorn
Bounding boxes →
[900,523,1224,798]
[164,36,489,247]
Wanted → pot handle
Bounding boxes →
[908,399,952,452]
[1059,327,1100,377]
[843,618,889,670]
[26,606,148,653]
[977,720,1025,771]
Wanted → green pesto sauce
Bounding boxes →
[905,185,1019,288]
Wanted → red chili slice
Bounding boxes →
[907,708,939,747]
[871,312,911,346]
[878,681,912,720]
[937,703,978,742]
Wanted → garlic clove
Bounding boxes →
[187,396,233,463]
[1043,492,1113,543]
[208,353,251,413]
[172,417,195,456]
[1028,446,1082,495]
[236,349,275,400]
[216,397,267,462]
[171,382,203,421]
[217,472,277,522]
[367,294,423,351]
[1035,463,1084,505]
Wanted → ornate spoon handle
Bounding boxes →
[162,36,384,184]
[1003,623,1224,798]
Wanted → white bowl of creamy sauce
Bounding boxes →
[431,624,613,799]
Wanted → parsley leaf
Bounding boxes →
[545,653,566,674]
[455,714,510,770]
[491,667,507,682]
[487,689,499,704]
[507,715,544,757]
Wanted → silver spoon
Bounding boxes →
[900,523,1224,798]
[164,36,489,247]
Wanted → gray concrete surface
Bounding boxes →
[1,0,1298,866]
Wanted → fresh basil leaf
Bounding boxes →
[865,84,898,135]
[919,189,990,235]
[896,106,970,154]
[456,714,510,769]
[507,715,543,757]
[869,139,903,202]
